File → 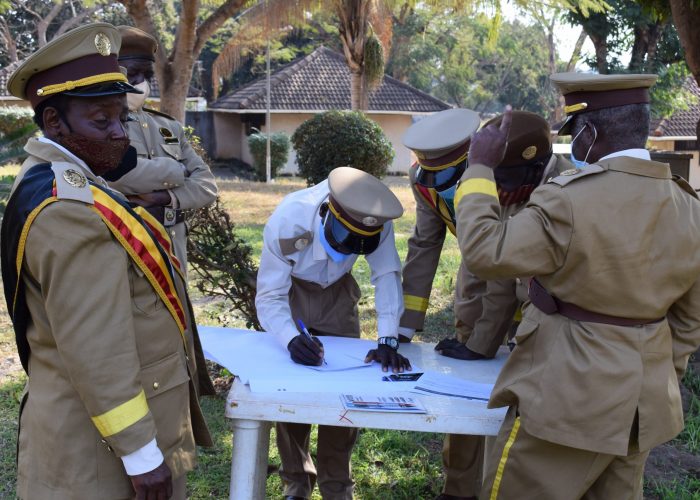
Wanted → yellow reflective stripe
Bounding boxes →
[513,307,522,322]
[455,178,498,209]
[404,294,429,313]
[37,72,127,97]
[564,102,588,114]
[91,389,149,437]
[490,416,521,500]
[418,151,468,171]
[13,197,58,315]
[328,202,383,237]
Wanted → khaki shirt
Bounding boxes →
[108,107,218,268]
[14,141,212,499]
[401,156,567,356]
[455,155,700,455]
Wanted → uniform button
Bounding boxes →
[152,381,160,390]
[142,123,148,128]
[151,150,155,155]
[516,278,522,285]
[170,230,176,237]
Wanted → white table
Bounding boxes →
[199,327,509,500]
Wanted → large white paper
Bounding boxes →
[411,371,493,403]
[199,326,421,392]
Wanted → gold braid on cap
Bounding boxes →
[36,72,127,97]
[418,150,467,171]
[328,201,383,237]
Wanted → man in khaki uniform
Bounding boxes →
[108,25,218,272]
[1,23,213,499]
[400,109,569,500]
[256,167,411,500]
[456,74,700,499]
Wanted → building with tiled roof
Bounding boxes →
[649,77,700,188]
[209,46,451,173]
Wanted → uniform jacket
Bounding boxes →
[401,156,568,356]
[108,107,218,267]
[8,139,213,499]
[256,180,403,347]
[455,154,700,455]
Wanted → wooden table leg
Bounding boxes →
[229,419,271,500]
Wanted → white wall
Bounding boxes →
[212,111,419,175]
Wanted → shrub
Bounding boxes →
[291,110,394,186]
[247,131,290,181]
[0,106,34,136]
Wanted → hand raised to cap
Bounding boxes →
[468,105,513,169]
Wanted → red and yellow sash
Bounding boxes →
[415,184,457,235]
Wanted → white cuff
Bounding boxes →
[397,326,416,338]
[121,438,164,476]
[167,190,179,209]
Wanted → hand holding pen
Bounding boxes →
[286,319,327,366]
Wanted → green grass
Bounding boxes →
[646,477,700,500]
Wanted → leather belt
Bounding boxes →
[145,206,185,227]
[528,278,664,327]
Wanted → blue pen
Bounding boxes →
[297,319,327,365]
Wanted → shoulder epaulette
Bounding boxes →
[672,175,699,199]
[143,107,177,121]
[547,164,605,187]
[51,162,94,204]
[279,231,313,256]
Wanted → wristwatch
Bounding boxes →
[378,336,399,351]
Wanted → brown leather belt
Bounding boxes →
[145,206,185,227]
[528,278,664,327]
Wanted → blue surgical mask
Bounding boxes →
[436,183,457,219]
[318,220,351,263]
[570,122,597,168]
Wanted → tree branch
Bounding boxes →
[194,0,248,56]
[55,6,99,38]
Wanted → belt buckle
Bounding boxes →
[163,207,177,227]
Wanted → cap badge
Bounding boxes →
[294,238,309,250]
[522,146,537,160]
[362,216,378,226]
[165,210,175,222]
[94,33,111,56]
[62,169,87,188]
[560,169,581,176]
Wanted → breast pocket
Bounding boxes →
[128,263,162,315]
[161,143,183,161]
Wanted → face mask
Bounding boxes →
[436,184,457,220]
[570,122,597,168]
[59,133,131,177]
[127,80,150,111]
[318,220,351,263]
[498,185,537,206]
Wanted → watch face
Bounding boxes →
[381,337,399,350]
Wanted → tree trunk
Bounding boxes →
[668,0,700,184]
[0,18,18,62]
[588,33,608,74]
[566,29,587,72]
[351,70,363,110]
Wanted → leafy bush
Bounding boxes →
[0,174,16,220]
[291,110,394,186]
[0,106,34,136]
[247,131,290,181]
[0,107,38,165]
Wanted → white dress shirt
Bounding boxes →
[256,180,404,347]
[599,148,651,161]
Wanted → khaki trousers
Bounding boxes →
[277,274,361,499]
[482,407,649,500]
[441,434,484,497]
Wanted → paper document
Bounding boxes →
[306,352,370,372]
[340,394,427,413]
[411,371,493,402]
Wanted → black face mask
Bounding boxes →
[415,159,467,191]
[494,154,550,205]
[319,202,381,255]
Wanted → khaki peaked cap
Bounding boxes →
[402,108,480,169]
[117,26,158,61]
[7,23,140,108]
[328,167,403,230]
[551,72,657,135]
[483,111,552,167]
